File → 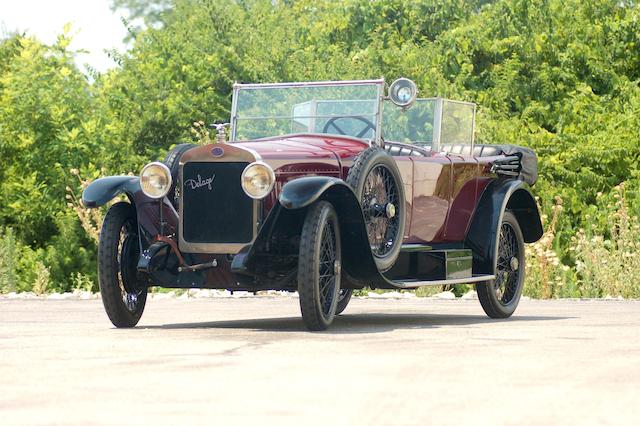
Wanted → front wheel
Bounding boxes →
[98,202,147,327]
[297,201,342,331]
[476,211,525,318]
[335,289,353,315]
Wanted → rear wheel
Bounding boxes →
[346,148,405,272]
[476,211,525,318]
[98,202,147,327]
[298,201,342,331]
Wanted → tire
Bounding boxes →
[335,288,352,315]
[298,201,342,331]
[98,202,147,327]
[476,211,526,318]
[163,143,196,208]
[346,147,406,272]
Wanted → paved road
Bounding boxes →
[1,297,639,425]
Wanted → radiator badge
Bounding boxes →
[185,174,215,190]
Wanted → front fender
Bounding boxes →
[82,176,178,250]
[465,179,543,275]
[82,176,140,208]
[233,176,383,286]
[279,176,346,209]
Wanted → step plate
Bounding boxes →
[391,274,495,289]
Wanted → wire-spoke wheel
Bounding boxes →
[98,202,147,327]
[347,148,405,272]
[477,211,525,318]
[298,201,341,331]
[335,288,353,315]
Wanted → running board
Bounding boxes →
[390,274,495,289]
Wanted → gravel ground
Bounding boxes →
[1,297,639,425]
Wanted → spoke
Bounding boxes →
[495,222,520,305]
[361,165,400,257]
[117,219,140,313]
[318,218,338,316]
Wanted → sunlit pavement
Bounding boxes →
[1,297,639,425]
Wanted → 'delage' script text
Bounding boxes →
[185,174,215,190]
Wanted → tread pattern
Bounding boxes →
[346,147,405,272]
[98,202,147,327]
[345,147,382,188]
[335,289,353,315]
[476,211,525,319]
[298,201,340,331]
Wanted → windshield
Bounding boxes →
[230,80,475,150]
[231,81,383,142]
[383,99,436,145]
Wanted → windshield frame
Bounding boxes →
[230,79,386,144]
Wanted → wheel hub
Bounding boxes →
[124,292,138,311]
[510,257,519,271]
[368,200,396,219]
[385,203,396,218]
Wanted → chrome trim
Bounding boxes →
[178,146,260,254]
[241,161,276,199]
[388,77,418,108]
[471,103,477,148]
[140,162,172,199]
[233,79,385,89]
[432,98,443,153]
[392,274,495,289]
[230,83,239,142]
[230,79,386,145]
[374,80,384,147]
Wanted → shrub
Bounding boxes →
[573,184,640,298]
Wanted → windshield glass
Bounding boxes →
[231,81,475,149]
[383,99,475,148]
[232,82,382,141]
[382,99,436,146]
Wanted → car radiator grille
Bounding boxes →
[181,162,253,244]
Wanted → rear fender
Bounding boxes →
[465,179,543,275]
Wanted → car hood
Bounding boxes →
[179,133,369,180]
[233,134,369,162]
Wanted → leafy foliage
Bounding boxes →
[0,0,639,295]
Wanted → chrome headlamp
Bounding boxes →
[241,161,275,199]
[389,77,418,109]
[140,162,172,199]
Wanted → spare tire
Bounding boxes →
[346,147,405,272]
[163,143,196,208]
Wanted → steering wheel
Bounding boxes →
[322,116,376,139]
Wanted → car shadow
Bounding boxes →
[142,313,572,335]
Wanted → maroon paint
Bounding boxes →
[159,134,502,252]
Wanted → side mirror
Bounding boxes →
[388,78,418,109]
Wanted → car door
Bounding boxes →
[442,152,480,241]
[407,153,452,244]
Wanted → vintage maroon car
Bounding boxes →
[83,78,543,330]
